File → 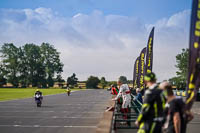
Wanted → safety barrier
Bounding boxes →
[113,94,142,130]
[96,94,143,132]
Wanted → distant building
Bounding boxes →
[77,82,86,89]
[3,83,13,87]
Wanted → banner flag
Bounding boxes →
[133,56,140,88]
[138,47,147,90]
[186,0,200,111]
[146,27,154,74]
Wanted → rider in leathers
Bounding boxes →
[135,72,166,133]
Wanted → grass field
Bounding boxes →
[0,88,83,101]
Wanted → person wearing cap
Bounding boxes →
[135,72,166,133]
[160,81,192,133]
[112,77,131,123]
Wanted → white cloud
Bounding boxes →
[0,8,190,81]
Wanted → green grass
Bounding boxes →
[0,88,84,101]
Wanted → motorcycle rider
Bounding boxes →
[135,72,166,133]
[35,89,43,99]
[66,85,71,96]
[34,89,43,107]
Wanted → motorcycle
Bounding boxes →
[66,89,71,96]
[35,94,42,107]
[67,90,71,96]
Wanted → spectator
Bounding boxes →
[135,88,143,104]
[112,77,131,124]
[111,84,119,95]
[160,82,186,133]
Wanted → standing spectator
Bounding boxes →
[135,88,143,104]
[110,84,123,113]
[112,77,131,124]
[160,82,187,133]
[111,84,119,95]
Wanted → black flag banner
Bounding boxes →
[138,47,147,90]
[186,0,200,111]
[146,27,154,74]
[133,56,140,89]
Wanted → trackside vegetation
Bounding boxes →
[0,88,83,101]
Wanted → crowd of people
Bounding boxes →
[111,72,193,133]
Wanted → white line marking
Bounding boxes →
[33,125,39,127]
[0,104,105,109]
[0,104,106,106]
[63,126,96,128]
[0,111,102,113]
[0,111,55,113]
[0,125,97,128]
[0,116,101,119]
[0,103,106,105]
[13,125,20,127]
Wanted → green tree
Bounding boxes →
[0,63,7,87]
[169,48,188,89]
[40,43,63,87]
[118,76,128,84]
[86,76,100,89]
[0,76,6,87]
[175,49,189,81]
[100,77,107,89]
[169,76,186,90]
[67,73,78,87]
[18,47,29,87]
[0,43,20,87]
[56,74,65,88]
[23,44,44,87]
[108,81,117,87]
[0,43,64,88]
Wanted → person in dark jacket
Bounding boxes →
[160,82,186,133]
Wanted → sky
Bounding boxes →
[0,0,192,81]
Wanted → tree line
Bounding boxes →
[85,75,129,89]
[59,74,129,89]
[0,43,63,88]
[67,75,110,89]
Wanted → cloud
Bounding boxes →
[0,8,190,81]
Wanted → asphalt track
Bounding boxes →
[186,101,200,133]
[0,89,111,133]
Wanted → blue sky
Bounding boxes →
[0,0,190,23]
[0,0,192,81]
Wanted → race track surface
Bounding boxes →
[0,89,111,133]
